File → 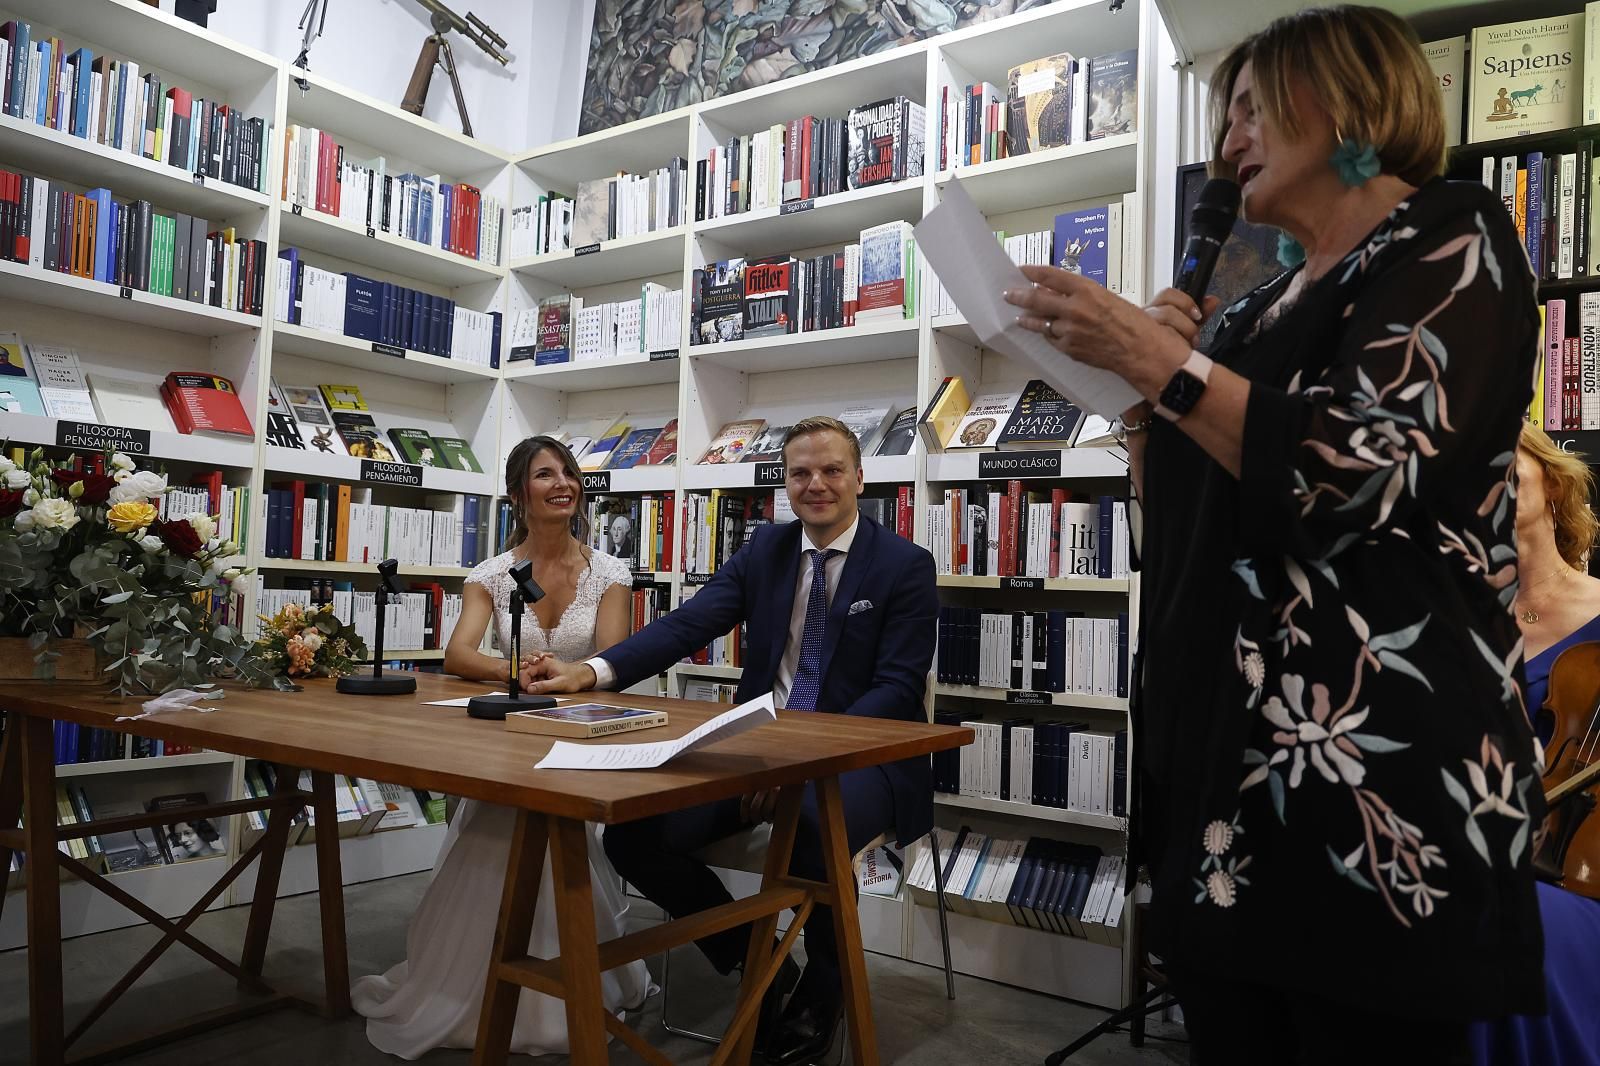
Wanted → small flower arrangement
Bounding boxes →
[0,445,282,694]
[252,602,366,679]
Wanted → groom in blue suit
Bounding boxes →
[524,415,937,1064]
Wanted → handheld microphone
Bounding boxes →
[1173,178,1241,302]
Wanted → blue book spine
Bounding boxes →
[463,495,479,566]
[489,309,502,369]
[278,247,300,324]
[110,53,125,143]
[34,40,50,125]
[70,48,91,138]
[1527,153,1544,276]
[443,298,455,358]
[410,291,426,352]
[377,282,391,346]
[342,272,381,341]
[1047,609,1066,693]
[89,188,113,282]
[429,296,445,356]
[440,184,453,251]
[9,21,30,120]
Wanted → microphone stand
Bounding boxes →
[337,560,418,695]
[468,561,558,720]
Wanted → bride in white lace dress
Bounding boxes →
[351,436,650,1059]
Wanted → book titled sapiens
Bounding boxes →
[505,703,669,739]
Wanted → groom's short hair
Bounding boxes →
[782,416,861,468]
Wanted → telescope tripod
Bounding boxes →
[403,11,475,137]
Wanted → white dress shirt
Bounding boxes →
[587,517,859,701]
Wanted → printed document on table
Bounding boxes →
[914,177,1142,418]
[535,693,777,771]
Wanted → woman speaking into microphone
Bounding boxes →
[1005,6,1543,1061]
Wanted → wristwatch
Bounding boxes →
[1155,351,1215,422]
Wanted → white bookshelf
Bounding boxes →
[0,0,1168,1004]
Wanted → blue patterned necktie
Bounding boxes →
[786,548,840,711]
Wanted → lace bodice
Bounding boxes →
[465,549,633,662]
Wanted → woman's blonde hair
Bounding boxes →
[1208,6,1447,187]
[1520,422,1599,569]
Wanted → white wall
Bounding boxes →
[157,0,596,154]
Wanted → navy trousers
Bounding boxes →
[602,765,895,985]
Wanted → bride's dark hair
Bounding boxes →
[504,435,589,550]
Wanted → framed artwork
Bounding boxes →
[1174,160,1284,350]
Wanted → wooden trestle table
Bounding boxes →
[0,673,971,1065]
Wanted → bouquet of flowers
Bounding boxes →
[252,602,366,679]
[0,446,283,694]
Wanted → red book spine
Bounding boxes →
[801,117,814,200]
[1008,479,1024,575]
[1568,335,1581,430]
[1049,488,1067,578]
[784,119,801,201]
[896,485,912,539]
[661,492,675,572]
[290,480,305,559]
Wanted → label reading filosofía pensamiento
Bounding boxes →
[56,422,152,454]
[359,459,423,487]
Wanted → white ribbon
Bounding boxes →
[115,687,226,722]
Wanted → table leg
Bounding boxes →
[239,763,298,983]
[548,815,608,1065]
[725,784,804,1066]
[816,774,878,1066]
[470,807,548,1066]
[0,708,22,931]
[309,770,351,1017]
[22,713,63,1065]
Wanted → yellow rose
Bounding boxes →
[106,500,157,534]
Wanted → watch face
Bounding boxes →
[1160,369,1207,417]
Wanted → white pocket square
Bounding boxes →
[848,599,874,615]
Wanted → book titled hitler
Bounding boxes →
[742,256,797,337]
[504,703,668,739]
[162,372,252,436]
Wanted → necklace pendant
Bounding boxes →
[1521,607,1539,624]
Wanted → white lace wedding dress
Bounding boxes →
[351,549,651,1059]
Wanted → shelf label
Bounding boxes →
[1005,690,1050,705]
[752,462,786,487]
[582,471,611,492]
[978,451,1063,479]
[780,199,815,215]
[685,571,713,585]
[192,171,205,186]
[648,348,680,362]
[573,242,602,256]
[371,342,405,358]
[1000,577,1044,591]
[1552,431,1600,457]
[118,286,133,300]
[359,459,423,487]
[290,202,303,215]
[366,225,376,239]
[56,422,152,455]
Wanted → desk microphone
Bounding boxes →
[1172,177,1241,302]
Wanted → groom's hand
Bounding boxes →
[523,654,599,694]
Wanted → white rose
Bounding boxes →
[138,535,164,553]
[108,470,167,504]
[207,555,229,575]
[3,469,29,490]
[22,488,38,506]
[109,453,135,473]
[300,631,323,652]
[221,567,242,582]
[185,513,217,543]
[29,498,79,531]
[13,511,34,532]
[0,455,13,474]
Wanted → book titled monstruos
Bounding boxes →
[999,380,1085,448]
[387,427,444,466]
[1469,15,1582,143]
[162,372,252,435]
[1086,50,1138,140]
[505,703,668,739]
[858,221,912,321]
[847,96,926,189]
[1006,54,1076,156]
[742,256,797,337]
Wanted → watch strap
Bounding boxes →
[1155,350,1215,422]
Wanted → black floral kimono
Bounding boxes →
[1138,178,1545,1020]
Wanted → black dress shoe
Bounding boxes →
[766,984,843,1066]
[752,952,802,1054]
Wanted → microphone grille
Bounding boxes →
[1191,178,1241,241]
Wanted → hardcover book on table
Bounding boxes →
[698,418,766,464]
[641,419,679,466]
[278,383,347,454]
[1052,207,1111,286]
[998,380,1085,448]
[387,427,444,466]
[1469,15,1581,143]
[1006,54,1076,156]
[1086,50,1138,140]
[504,703,669,739]
[433,436,482,473]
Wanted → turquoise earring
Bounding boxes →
[1330,130,1380,187]
[1276,232,1305,268]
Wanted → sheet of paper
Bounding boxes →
[535,693,777,771]
[914,177,1142,418]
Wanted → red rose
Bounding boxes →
[49,470,118,505]
[154,518,204,558]
[0,489,22,518]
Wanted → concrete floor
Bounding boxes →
[0,873,1189,1065]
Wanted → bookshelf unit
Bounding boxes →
[0,0,1166,1007]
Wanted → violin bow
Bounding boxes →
[1546,758,1600,807]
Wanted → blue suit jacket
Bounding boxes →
[601,514,938,845]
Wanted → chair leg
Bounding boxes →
[657,943,725,1046]
[927,832,955,1000]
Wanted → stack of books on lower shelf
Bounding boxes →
[241,762,448,844]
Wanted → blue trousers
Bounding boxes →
[602,766,895,984]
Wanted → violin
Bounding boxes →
[1535,640,1600,898]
